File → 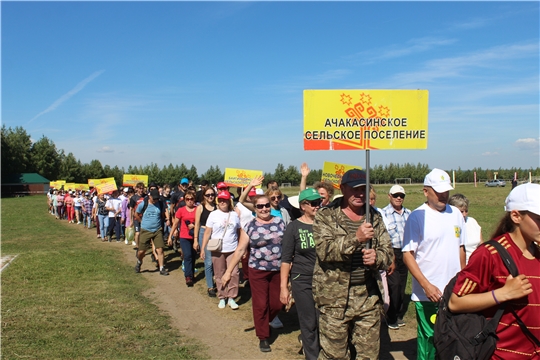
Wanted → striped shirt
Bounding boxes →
[382,204,410,249]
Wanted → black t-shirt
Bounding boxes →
[281,220,317,276]
[195,190,203,204]
[171,190,185,211]
[129,194,142,210]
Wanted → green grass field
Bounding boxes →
[1,196,206,359]
[1,185,512,357]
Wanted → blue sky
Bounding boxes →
[2,1,539,174]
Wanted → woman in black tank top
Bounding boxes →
[194,188,217,296]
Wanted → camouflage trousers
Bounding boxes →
[318,285,383,360]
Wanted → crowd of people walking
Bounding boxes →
[46,167,540,359]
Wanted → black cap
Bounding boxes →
[148,182,158,188]
[340,169,367,188]
[150,189,160,200]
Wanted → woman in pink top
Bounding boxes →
[56,191,65,220]
[65,192,73,222]
[168,190,197,287]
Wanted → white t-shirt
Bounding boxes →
[105,198,122,217]
[205,210,241,253]
[402,203,466,302]
[235,202,255,231]
[464,216,482,264]
[73,197,82,207]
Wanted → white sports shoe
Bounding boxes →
[269,316,284,329]
[125,239,129,245]
[228,298,239,310]
[218,299,226,309]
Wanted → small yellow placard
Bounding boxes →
[74,184,90,191]
[50,180,66,189]
[304,90,428,150]
[224,168,263,188]
[123,174,149,187]
[88,179,98,187]
[64,183,76,191]
[94,177,118,194]
[321,161,362,189]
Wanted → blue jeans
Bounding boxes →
[198,227,215,288]
[179,238,196,278]
[83,213,92,228]
[98,214,109,239]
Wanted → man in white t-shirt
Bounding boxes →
[402,168,466,360]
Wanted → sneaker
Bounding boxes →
[218,299,226,309]
[259,339,271,352]
[132,241,136,246]
[269,316,284,329]
[185,277,194,287]
[397,318,406,327]
[181,262,185,272]
[125,239,129,245]
[207,288,217,298]
[77,222,81,225]
[228,298,239,310]
[160,268,169,276]
[134,261,141,273]
[387,322,399,330]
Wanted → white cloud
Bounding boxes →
[97,146,114,153]
[345,37,457,64]
[390,41,538,85]
[482,152,499,156]
[28,70,105,124]
[514,138,540,151]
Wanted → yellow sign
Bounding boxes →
[74,184,90,191]
[224,168,263,188]
[50,180,66,189]
[88,179,98,187]
[123,174,149,187]
[94,177,118,194]
[322,161,362,189]
[64,183,76,191]
[304,90,428,150]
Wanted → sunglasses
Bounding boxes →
[270,195,282,201]
[303,199,322,207]
[204,193,215,197]
[185,198,195,201]
[392,193,405,199]
[255,203,271,209]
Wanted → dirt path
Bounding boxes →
[86,224,417,359]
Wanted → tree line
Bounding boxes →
[2,125,538,187]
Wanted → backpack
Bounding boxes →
[434,240,520,360]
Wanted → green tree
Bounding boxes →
[1,125,33,176]
[58,152,81,182]
[30,135,61,180]
[272,163,287,186]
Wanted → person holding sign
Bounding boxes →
[312,169,393,359]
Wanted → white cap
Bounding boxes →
[389,185,406,195]
[123,188,129,193]
[505,183,540,216]
[288,195,300,209]
[255,188,264,195]
[424,168,453,193]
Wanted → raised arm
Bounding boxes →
[300,162,310,191]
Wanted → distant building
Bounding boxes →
[1,173,50,197]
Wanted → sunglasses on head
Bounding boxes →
[392,193,405,199]
[204,193,215,197]
[255,202,271,209]
[303,199,322,207]
[270,195,282,201]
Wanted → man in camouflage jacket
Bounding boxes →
[313,169,393,360]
